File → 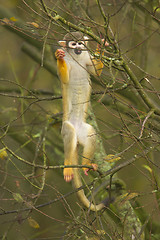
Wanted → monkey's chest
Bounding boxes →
[68,81,90,123]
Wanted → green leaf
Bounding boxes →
[12,193,24,203]
[143,164,152,174]
[28,217,40,229]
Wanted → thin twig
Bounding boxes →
[139,109,154,139]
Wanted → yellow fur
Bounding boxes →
[55,33,107,211]
[57,58,69,84]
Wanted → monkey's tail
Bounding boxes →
[73,162,105,211]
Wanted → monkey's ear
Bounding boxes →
[58,40,66,47]
[84,36,89,46]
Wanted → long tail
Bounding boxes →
[73,150,105,211]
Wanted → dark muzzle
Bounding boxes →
[74,48,82,55]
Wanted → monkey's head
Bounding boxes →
[58,31,89,56]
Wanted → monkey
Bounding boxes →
[55,31,109,211]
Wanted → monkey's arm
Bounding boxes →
[55,49,70,84]
[91,53,104,76]
[87,40,109,76]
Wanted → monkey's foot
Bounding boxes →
[63,168,74,182]
[83,163,98,176]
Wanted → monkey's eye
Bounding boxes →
[78,41,85,47]
[68,41,77,48]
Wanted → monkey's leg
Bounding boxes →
[62,121,77,182]
[78,123,97,175]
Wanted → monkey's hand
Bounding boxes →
[97,39,109,50]
[55,49,65,59]
[84,163,98,176]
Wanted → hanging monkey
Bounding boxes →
[55,31,109,211]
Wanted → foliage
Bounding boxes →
[0,0,160,239]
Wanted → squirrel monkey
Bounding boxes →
[55,32,109,211]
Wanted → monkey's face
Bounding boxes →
[68,41,86,55]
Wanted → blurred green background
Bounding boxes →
[0,0,160,239]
